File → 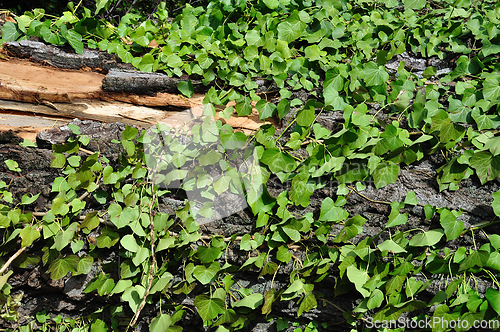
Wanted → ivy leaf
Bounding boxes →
[430,111,465,143]
[65,29,84,54]
[20,225,40,247]
[199,150,222,166]
[132,247,150,266]
[263,0,279,9]
[404,191,419,206]
[96,228,120,248]
[40,26,61,44]
[363,62,389,86]
[177,80,194,98]
[122,285,145,313]
[319,197,349,222]
[378,239,407,253]
[51,153,66,168]
[470,151,500,185]
[289,174,315,207]
[213,176,231,195]
[489,233,500,250]
[5,160,21,172]
[233,293,264,311]
[277,13,306,43]
[197,53,214,69]
[97,278,115,296]
[483,78,500,103]
[305,45,326,62]
[481,40,500,57]
[91,319,108,332]
[403,0,426,9]
[459,250,489,272]
[439,209,464,241]
[196,246,222,264]
[372,162,400,189]
[1,22,22,41]
[346,266,370,297]
[262,288,276,316]
[194,294,226,321]
[47,255,79,280]
[80,212,100,231]
[485,288,500,316]
[297,293,317,316]
[367,289,384,309]
[21,193,40,205]
[257,101,277,120]
[334,215,366,242]
[77,256,94,275]
[120,234,139,253]
[193,262,220,284]
[409,229,444,247]
[95,0,111,15]
[484,137,500,156]
[296,106,315,127]
[53,222,78,251]
[486,252,500,271]
[276,245,292,263]
[150,314,171,331]
[260,148,296,173]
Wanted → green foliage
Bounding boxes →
[3,0,500,331]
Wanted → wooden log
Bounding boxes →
[4,40,131,71]
[0,58,202,108]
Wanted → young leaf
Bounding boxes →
[177,80,194,98]
[363,62,389,86]
[47,255,79,280]
[319,197,349,222]
[196,246,222,264]
[372,162,400,189]
[409,229,444,247]
[4,160,21,172]
[439,209,464,241]
[346,266,370,297]
[1,22,22,41]
[260,148,296,173]
[20,225,40,247]
[65,29,84,54]
[378,239,407,253]
[485,288,500,316]
[193,262,220,284]
[232,293,264,310]
[150,314,172,331]
[194,294,225,321]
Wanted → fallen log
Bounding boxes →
[4,40,131,71]
[0,58,203,108]
[0,40,278,135]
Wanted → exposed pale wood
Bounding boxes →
[0,58,278,134]
[0,99,166,127]
[0,58,202,108]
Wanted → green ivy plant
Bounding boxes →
[2,0,500,331]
